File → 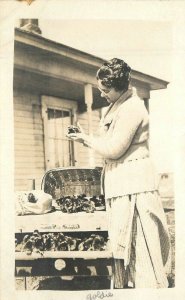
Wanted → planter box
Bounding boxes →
[15,167,112,290]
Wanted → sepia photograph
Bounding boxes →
[14,17,174,291]
[1,1,185,300]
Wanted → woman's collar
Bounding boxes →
[116,86,133,105]
[103,86,134,121]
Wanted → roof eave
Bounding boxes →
[14,28,169,91]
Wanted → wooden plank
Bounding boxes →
[15,179,35,186]
[15,134,35,141]
[14,166,44,173]
[15,156,44,163]
[15,168,45,177]
[78,151,93,159]
[15,210,108,230]
[15,184,42,191]
[15,179,44,186]
[15,185,29,191]
[15,177,43,186]
[15,161,44,168]
[15,150,44,157]
[15,128,43,135]
[76,161,91,167]
[14,103,41,113]
[14,95,31,104]
[14,122,43,130]
[15,156,44,164]
[77,157,91,163]
[14,110,41,119]
[14,180,39,189]
[15,144,43,151]
[14,162,44,171]
[77,153,90,158]
[15,251,112,260]
[15,179,44,187]
[14,116,43,125]
[15,165,44,171]
[77,151,90,157]
[15,135,43,143]
[14,94,40,105]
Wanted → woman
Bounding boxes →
[67,58,171,288]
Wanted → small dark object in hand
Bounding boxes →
[67,125,81,134]
[28,193,37,203]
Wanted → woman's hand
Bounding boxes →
[66,132,86,144]
[66,122,88,144]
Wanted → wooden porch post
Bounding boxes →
[144,98,150,113]
[84,83,95,166]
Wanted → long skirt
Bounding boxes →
[106,191,171,288]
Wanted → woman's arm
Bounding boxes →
[84,103,143,160]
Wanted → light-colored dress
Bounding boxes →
[85,88,171,288]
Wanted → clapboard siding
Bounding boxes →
[14,103,41,112]
[15,144,43,151]
[15,169,44,177]
[15,177,43,191]
[14,110,41,119]
[14,116,43,125]
[15,127,43,135]
[15,137,43,144]
[15,133,43,140]
[16,150,44,157]
[14,121,43,130]
[15,156,44,163]
[14,90,45,191]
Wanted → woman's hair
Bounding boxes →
[96,58,131,92]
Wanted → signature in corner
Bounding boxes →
[86,290,113,300]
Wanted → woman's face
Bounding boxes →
[97,80,124,104]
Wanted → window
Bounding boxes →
[42,96,77,170]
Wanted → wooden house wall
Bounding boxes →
[14,90,103,191]
[14,89,45,191]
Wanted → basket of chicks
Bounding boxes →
[15,229,108,259]
[55,194,106,213]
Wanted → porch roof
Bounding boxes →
[14,28,169,92]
